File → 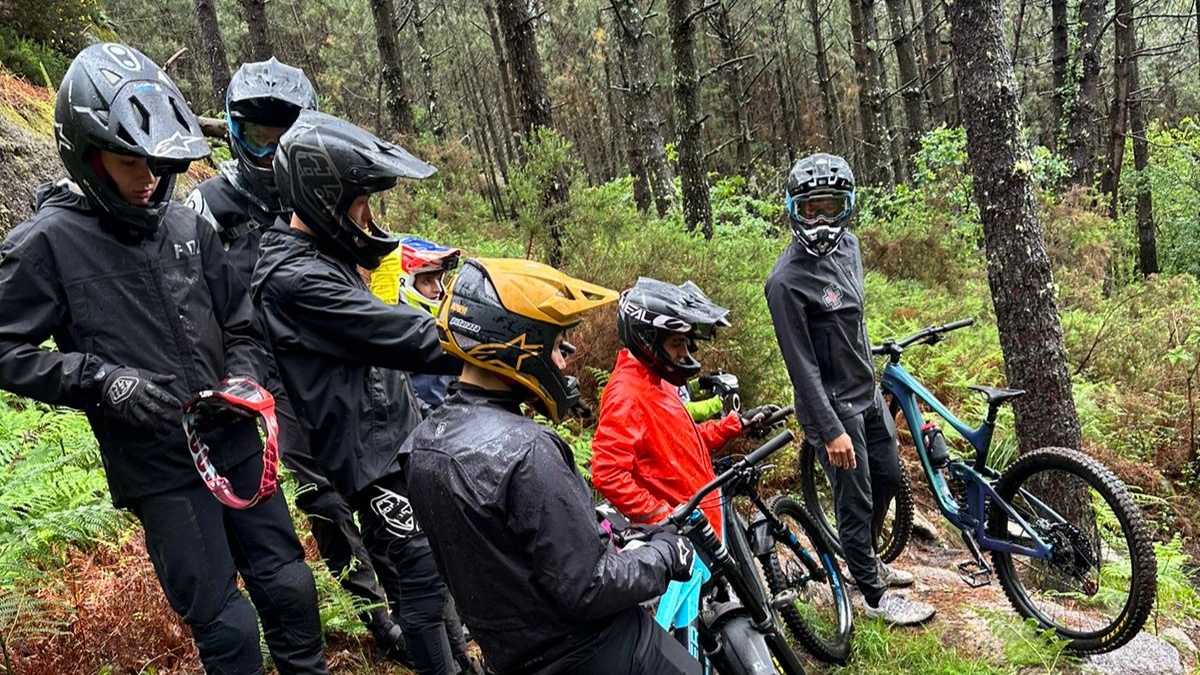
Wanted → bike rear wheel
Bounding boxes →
[798,440,914,563]
[761,495,853,664]
[987,448,1156,654]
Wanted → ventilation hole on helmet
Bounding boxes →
[582,290,607,301]
[116,124,137,146]
[169,97,191,129]
[130,97,150,134]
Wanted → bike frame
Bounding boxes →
[881,361,1054,561]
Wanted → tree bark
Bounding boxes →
[1100,0,1132,216]
[668,0,713,237]
[809,0,842,150]
[1050,0,1069,132]
[238,0,273,62]
[482,0,519,164]
[1061,0,1109,187]
[848,0,895,187]
[709,3,752,175]
[883,0,927,162]
[610,0,674,216]
[192,0,231,108]
[948,0,1082,454]
[411,0,445,138]
[920,0,946,125]
[494,0,568,265]
[1129,30,1156,276]
[369,0,415,135]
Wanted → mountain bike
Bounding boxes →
[798,319,1157,653]
[615,407,852,673]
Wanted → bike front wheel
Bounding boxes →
[762,495,854,664]
[798,440,914,563]
[987,447,1157,654]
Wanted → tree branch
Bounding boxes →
[700,53,757,82]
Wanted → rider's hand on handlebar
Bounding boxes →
[740,404,783,439]
[825,433,857,471]
[645,528,695,582]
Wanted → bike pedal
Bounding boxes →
[771,588,799,609]
[956,561,992,588]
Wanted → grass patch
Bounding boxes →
[820,619,1012,675]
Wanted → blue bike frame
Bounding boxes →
[881,361,1055,561]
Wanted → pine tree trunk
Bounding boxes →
[483,0,519,164]
[495,0,568,265]
[1100,0,1132,216]
[849,0,895,187]
[1129,29,1157,276]
[669,0,713,237]
[1050,0,1069,132]
[238,0,273,62]
[948,0,1083,454]
[369,0,415,135]
[412,0,446,139]
[611,0,674,216]
[809,0,842,149]
[192,0,231,108]
[710,3,752,175]
[883,0,927,162]
[1062,0,1109,187]
[920,0,946,125]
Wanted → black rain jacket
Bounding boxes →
[185,162,283,289]
[0,181,268,505]
[251,221,458,497]
[402,385,678,675]
[765,232,876,443]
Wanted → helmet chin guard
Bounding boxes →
[182,377,279,510]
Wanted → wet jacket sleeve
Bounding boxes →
[198,218,268,383]
[591,392,674,524]
[279,265,459,375]
[697,412,743,452]
[685,396,724,422]
[510,434,673,619]
[765,277,845,443]
[0,234,107,407]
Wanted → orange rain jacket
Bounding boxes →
[592,349,744,537]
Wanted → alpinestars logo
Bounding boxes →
[821,283,844,310]
[370,488,420,539]
[107,376,138,404]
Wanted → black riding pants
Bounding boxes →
[810,388,902,606]
[130,454,328,675]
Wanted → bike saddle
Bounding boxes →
[968,385,1026,405]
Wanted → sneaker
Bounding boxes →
[877,559,915,588]
[846,557,915,588]
[863,592,936,626]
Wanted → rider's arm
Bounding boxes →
[696,412,743,452]
[0,230,107,407]
[765,277,845,443]
[274,264,460,375]
[591,391,673,524]
[511,432,675,619]
[685,395,723,422]
[196,213,268,382]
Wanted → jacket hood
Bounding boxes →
[32,179,94,215]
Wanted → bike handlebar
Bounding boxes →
[667,428,795,528]
[872,318,976,356]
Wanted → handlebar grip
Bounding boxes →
[942,318,975,331]
[760,405,794,427]
[740,429,795,468]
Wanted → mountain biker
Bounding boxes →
[369,236,463,410]
[184,58,411,662]
[592,277,778,539]
[0,44,328,674]
[765,152,934,625]
[403,259,700,675]
[252,109,463,675]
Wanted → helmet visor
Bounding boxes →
[790,193,852,226]
[237,121,289,157]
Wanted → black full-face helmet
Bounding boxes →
[226,58,318,201]
[617,277,731,387]
[54,43,210,236]
[785,153,857,257]
[274,110,437,269]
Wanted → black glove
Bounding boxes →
[99,365,182,429]
[740,404,783,439]
[190,378,259,433]
[646,526,696,582]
